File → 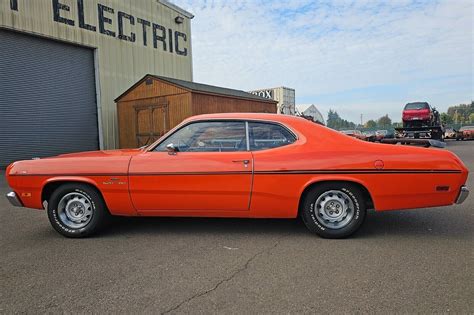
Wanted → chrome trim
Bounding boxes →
[245,121,250,151]
[455,186,469,204]
[6,192,23,207]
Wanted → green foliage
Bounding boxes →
[470,113,474,124]
[446,101,473,124]
[327,109,356,129]
[377,114,392,127]
[365,120,377,128]
[440,112,453,125]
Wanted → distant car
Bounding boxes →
[444,128,456,139]
[375,130,388,141]
[402,102,440,128]
[340,130,367,141]
[456,126,474,141]
[363,131,376,142]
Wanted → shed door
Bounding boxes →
[134,101,170,147]
[0,29,99,168]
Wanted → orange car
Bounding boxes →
[5,113,470,238]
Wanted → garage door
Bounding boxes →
[0,29,99,168]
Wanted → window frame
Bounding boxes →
[149,119,298,153]
[247,121,298,151]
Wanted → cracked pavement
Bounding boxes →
[1,140,473,313]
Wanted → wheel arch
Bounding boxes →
[41,177,105,208]
[297,179,375,217]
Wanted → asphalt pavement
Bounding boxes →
[1,140,473,313]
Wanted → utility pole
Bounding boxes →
[360,114,363,127]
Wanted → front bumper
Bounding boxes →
[6,192,23,207]
[455,186,469,204]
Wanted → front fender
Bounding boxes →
[40,175,136,216]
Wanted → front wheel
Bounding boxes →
[47,184,110,238]
[301,183,367,238]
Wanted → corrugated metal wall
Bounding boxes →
[0,29,99,168]
[0,0,193,150]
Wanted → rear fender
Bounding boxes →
[299,175,376,209]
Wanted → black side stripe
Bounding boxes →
[9,169,461,177]
[254,169,461,175]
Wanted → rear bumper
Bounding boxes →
[455,186,469,204]
[6,192,23,207]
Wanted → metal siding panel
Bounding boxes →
[0,29,99,168]
[0,0,194,150]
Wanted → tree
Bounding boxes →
[377,114,392,127]
[326,109,356,130]
[440,112,453,125]
[453,111,462,124]
[365,120,377,128]
[470,113,474,124]
[446,102,473,124]
[326,109,341,129]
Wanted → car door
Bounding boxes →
[129,120,253,212]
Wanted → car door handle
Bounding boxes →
[232,159,250,166]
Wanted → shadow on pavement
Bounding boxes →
[97,208,471,240]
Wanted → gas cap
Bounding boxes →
[374,160,384,170]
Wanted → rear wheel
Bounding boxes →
[47,184,110,238]
[301,183,367,238]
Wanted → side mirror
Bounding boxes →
[166,143,178,155]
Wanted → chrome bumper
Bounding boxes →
[455,186,469,204]
[6,192,23,207]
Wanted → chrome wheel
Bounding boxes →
[315,190,354,229]
[57,192,93,229]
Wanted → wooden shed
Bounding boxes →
[115,74,278,148]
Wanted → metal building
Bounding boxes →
[297,104,326,125]
[248,87,296,115]
[0,0,193,168]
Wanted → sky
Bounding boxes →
[174,0,473,123]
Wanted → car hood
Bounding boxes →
[6,149,144,177]
[51,148,144,159]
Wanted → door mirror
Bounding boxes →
[166,143,178,155]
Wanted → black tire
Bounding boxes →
[301,183,367,239]
[47,183,110,238]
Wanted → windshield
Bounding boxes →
[404,102,429,110]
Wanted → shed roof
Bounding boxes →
[115,74,277,103]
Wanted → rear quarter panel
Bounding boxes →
[249,120,468,217]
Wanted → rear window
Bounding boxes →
[248,122,296,151]
[404,102,429,110]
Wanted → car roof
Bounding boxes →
[185,113,306,123]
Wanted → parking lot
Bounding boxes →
[0,140,473,313]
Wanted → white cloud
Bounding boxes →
[174,0,473,122]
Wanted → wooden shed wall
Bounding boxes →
[191,93,277,115]
[117,79,193,148]
[117,77,278,148]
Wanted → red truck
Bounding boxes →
[396,102,444,140]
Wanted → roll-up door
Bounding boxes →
[0,29,99,168]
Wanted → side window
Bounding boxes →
[155,121,247,152]
[249,122,296,151]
